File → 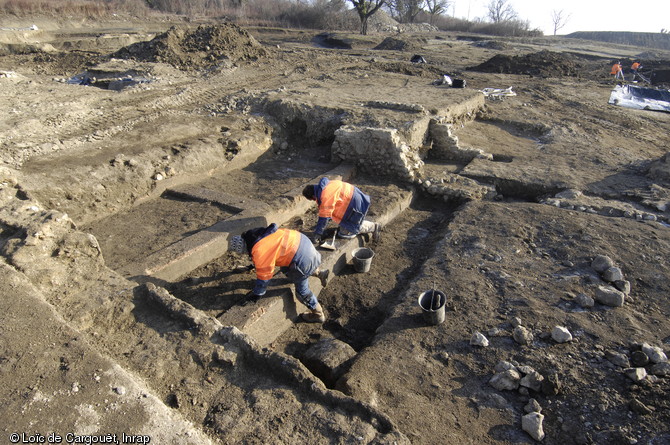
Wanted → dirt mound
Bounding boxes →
[112,24,267,70]
[468,50,584,77]
[359,60,444,78]
[373,37,426,51]
[31,50,104,75]
[474,40,510,50]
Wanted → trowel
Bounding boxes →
[320,230,337,251]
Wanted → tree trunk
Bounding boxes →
[360,16,369,35]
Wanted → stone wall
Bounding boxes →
[332,125,424,181]
[429,119,493,162]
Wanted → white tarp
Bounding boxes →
[608,84,670,112]
[480,86,516,100]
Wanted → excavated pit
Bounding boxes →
[78,82,591,351]
[272,196,458,379]
[72,77,494,349]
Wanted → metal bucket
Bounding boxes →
[418,289,446,325]
[352,247,374,273]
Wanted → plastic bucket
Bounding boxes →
[418,290,446,325]
[352,247,374,273]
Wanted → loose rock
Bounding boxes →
[614,280,631,294]
[541,373,561,396]
[522,412,545,441]
[624,367,647,382]
[551,326,573,343]
[591,255,615,273]
[641,343,667,364]
[575,293,595,308]
[513,326,534,345]
[470,331,489,347]
[489,369,521,391]
[649,362,670,376]
[520,370,544,392]
[629,399,653,415]
[630,350,649,367]
[524,398,542,413]
[605,350,630,368]
[602,266,624,282]
[595,285,625,307]
[494,360,517,373]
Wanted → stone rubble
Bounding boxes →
[470,331,489,347]
[551,326,573,343]
[522,412,546,442]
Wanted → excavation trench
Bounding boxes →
[271,194,457,387]
[82,100,580,352]
[78,86,656,403]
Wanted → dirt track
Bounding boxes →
[1,15,670,445]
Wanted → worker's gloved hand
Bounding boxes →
[310,232,322,246]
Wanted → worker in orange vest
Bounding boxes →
[302,178,381,245]
[631,61,643,81]
[229,224,329,323]
[610,61,624,80]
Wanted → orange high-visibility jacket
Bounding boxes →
[631,62,641,71]
[611,63,622,75]
[251,229,301,280]
[318,180,355,224]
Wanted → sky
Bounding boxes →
[450,0,670,36]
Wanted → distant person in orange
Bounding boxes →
[631,61,643,81]
[611,61,624,81]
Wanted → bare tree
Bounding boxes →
[486,0,517,23]
[388,0,424,23]
[348,0,386,35]
[424,0,449,24]
[550,9,570,35]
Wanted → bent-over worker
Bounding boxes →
[302,178,381,244]
[229,224,329,323]
[631,61,643,81]
[611,61,624,80]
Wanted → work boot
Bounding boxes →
[316,268,329,287]
[299,303,326,323]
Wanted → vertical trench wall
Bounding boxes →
[261,95,486,182]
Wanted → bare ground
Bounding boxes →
[1,14,670,445]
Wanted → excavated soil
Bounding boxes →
[1,16,670,445]
[112,24,268,69]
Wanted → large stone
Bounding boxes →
[591,255,615,273]
[602,266,624,282]
[551,326,573,343]
[641,343,668,364]
[605,350,630,368]
[489,369,521,391]
[520,371,544,392]
[650,362,670,376]
[595,285,625,307]
[624,367,647,382]
[302,338,357,387]
[575,293,595,308]
[494,360,517,373]
[522,412,545,441]
[470,331,489,347]
[513,326,534,345]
